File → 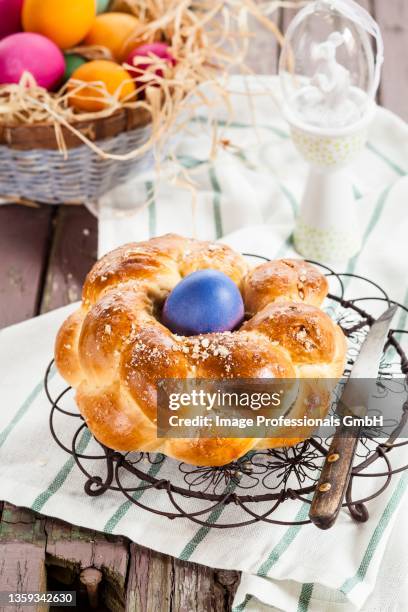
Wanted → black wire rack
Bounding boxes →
[45,256,408,528]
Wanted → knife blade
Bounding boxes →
[309,304,397,530]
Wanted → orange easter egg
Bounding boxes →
[68,60,135,112]
[84,13,141,62]
[22,0,96,50]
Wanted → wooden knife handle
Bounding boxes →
[309,424,361,530]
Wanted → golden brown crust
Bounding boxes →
[54,309,85,387]
[55,234,347,466]
[180,241,248,286]
[76,383,158,452]
[82,234,248,306]
[164,437,257,467]
[78,288,151,386]
[82,240,181,305]
[121,324,192,422]
[242,302,336,365]
[243,259,328,315]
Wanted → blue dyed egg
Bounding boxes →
[162,270,244,336]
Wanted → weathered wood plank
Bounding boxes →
[214,569,241,611]
[374,0,408,122]
[171,559,225,612]
[0,503,47,612]
[45,518,128,611]
[125,544,173,612]
[0,205,53,328]
[0,504,45,546]
[0,203,52,604]
[40,205,97,313]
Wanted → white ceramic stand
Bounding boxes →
[294,166,361,262]
[289,104,376,263]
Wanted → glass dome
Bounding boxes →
[279,0,383,130]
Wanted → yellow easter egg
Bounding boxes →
[22,0,96,50]
[84,12,141,62]
[68,59,135,112]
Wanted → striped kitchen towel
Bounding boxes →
[1,76,407,611]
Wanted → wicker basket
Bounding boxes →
[0,107,152,205]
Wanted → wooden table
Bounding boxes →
[0,2,407,610]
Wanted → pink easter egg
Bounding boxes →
[0,32,65,90]
[126,42,176,85]
[0,0,24,40]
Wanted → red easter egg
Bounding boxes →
[0,0,24,40]
[126,42,176,86]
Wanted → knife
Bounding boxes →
[309,304,397,530]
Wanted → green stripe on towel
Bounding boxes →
[279,183,299,218]
[209,166,223,239]
[0,367,56,449]
[232,594,253,612]
[104,459,164,533]
[146,181,156,237]
[257,501,311,577]
[177,155,207,170]
[346,185,392,276]
[341,472,408,595]
[353,185,363,200]
[31,429,91,512]
[297,583,314,612]
[274,233,294,259]
[179,500,229,561]
[179,479,239,561]
[361,185,392,245]
[366,143,406,177]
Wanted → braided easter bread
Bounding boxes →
[55,234,347,466]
